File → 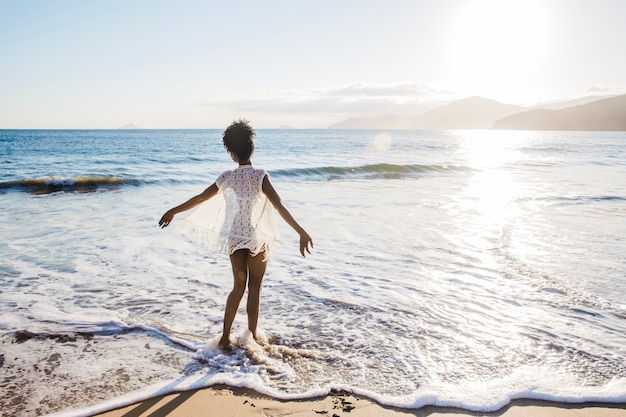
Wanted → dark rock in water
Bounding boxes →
[14,330,38,343]
[13,330,94,344]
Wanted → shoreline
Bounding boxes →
[72,385,626,417]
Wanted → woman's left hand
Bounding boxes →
[299,232,313,257]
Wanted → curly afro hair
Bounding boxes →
[222,119,255,162]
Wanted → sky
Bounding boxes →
[1,0,625,129]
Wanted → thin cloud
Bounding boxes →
[193,82,456,116]
[585,84,626,95]
[323,83,449,98]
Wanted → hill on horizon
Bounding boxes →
[492,94,626,131]
[118,123,140,129]
[328,94,625,131]
[328,96,521,130]
[329,114,415,130]
[413,96,524,129]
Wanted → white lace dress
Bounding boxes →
[179,166,281,261]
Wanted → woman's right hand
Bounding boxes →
[159,210,175,228]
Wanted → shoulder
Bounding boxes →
[253,167,268,177]
[217,169,233,180]
[248,167,268,188]
[253,167,269,181]
[216,169,234,187]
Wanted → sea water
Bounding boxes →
[1,129,625,416]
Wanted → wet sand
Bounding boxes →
[91,385,626,417]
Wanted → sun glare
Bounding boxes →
[459,130,527,168]
[447,0,551,101]
[457,131,528,230]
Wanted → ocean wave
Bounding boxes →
[524,195,626,205]
[8,321,205,351]
[0,176,142,194]
[36,328,626,417]
[6,316,626,417]
[560,195,626,203]
[270,163,467,180]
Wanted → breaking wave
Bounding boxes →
[0,176,141,194]
[0,164,468,195]
[270,163,468,180]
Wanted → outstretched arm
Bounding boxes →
[262,175,313,257]
[159,183,219,228]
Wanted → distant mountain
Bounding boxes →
[412,96,524,129]
[329,114,415,129]
[531,95,618,110]
[327,94,625,131]
[119,123,140,129]
[328,96,525,130]
[493,94,626,131]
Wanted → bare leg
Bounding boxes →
[246,251,267,341]
[219,250,249,350]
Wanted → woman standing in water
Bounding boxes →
[159,119,313,350]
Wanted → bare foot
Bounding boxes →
[251,330,279,345]
[218,335,231,350]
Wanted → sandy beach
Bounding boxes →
[91,385,626,417]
